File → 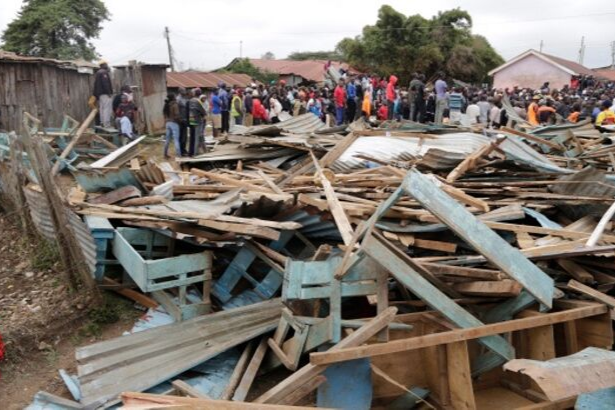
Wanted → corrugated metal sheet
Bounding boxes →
[23,185,96,275]
[333,132,571,174]
[167,72,254,89]
[239,113,327,136]
[23,185,56,240]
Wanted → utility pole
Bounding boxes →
[539,40,543,53]
[240,40,243,58]
[164,26,175,72]
[611,41,615,69]
[578,36,585,65]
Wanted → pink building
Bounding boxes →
[489,49,595,90]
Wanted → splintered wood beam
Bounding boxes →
[309,304,607,366]
[446,136,505,183]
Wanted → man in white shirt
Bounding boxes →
[465,98,480,125]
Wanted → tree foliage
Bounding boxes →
[1,0,110,61]
[287,50,342,61]
[335,5,504,84]
[223,58,278,84]
[261,51,275,60]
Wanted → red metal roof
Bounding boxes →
[594,68,615,81]
[246,59,358,83]
[166,71,254,89]
[539,51,595,76]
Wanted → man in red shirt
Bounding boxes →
[334,79,346,126]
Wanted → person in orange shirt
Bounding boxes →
[567,103,581,123]
[527,94,540,125]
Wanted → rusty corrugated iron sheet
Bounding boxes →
[167,72,254,89]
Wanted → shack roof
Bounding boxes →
[0,50,96,73]
[167,71,255,89]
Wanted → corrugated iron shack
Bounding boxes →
[0,50,95,133]
[113,62,168,135]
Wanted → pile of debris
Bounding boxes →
[3,110,615,409]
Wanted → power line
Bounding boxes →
[174,12,615,38]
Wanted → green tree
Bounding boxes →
[223,58,278,84]
[1,0,110,61]
[335,5,503,85]
[287,50,342,61]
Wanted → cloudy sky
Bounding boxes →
[1,0,614,70]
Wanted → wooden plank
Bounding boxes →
[256,170,285,195]
[311,152,354,245]
[89,185,141,205]
[319,132,358,168]
[101,277,158,309]
[121,392,331,409]
[232,336,269,402]
[413,238,457,253]
[453,279,522,297]
[556,259,594,283]
[446,137,504,183]
[484,221,615,244]
[172,380,211,399]
[198,219,279,241]
[446,341,476,410]
[191,168,273,194]
[404,169,554,308]
[567,279,615,308]
[221,341,255,400]
[309,304,607,365]
[254,307,398,404]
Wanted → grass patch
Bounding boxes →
[31,240,60,271]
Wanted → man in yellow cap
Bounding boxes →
[93,60,113,127]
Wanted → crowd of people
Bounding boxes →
[160,70,615,158]
[87,55,615,160]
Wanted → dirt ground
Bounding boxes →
[0,212,141,408]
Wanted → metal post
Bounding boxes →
[240,40,243,58]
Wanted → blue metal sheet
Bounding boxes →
[576,387,615,409]
[404,169,554,309]
[317,357,372,410]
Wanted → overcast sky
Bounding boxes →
[1,0,614,70]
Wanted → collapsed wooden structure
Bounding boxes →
[3,110,615,409]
